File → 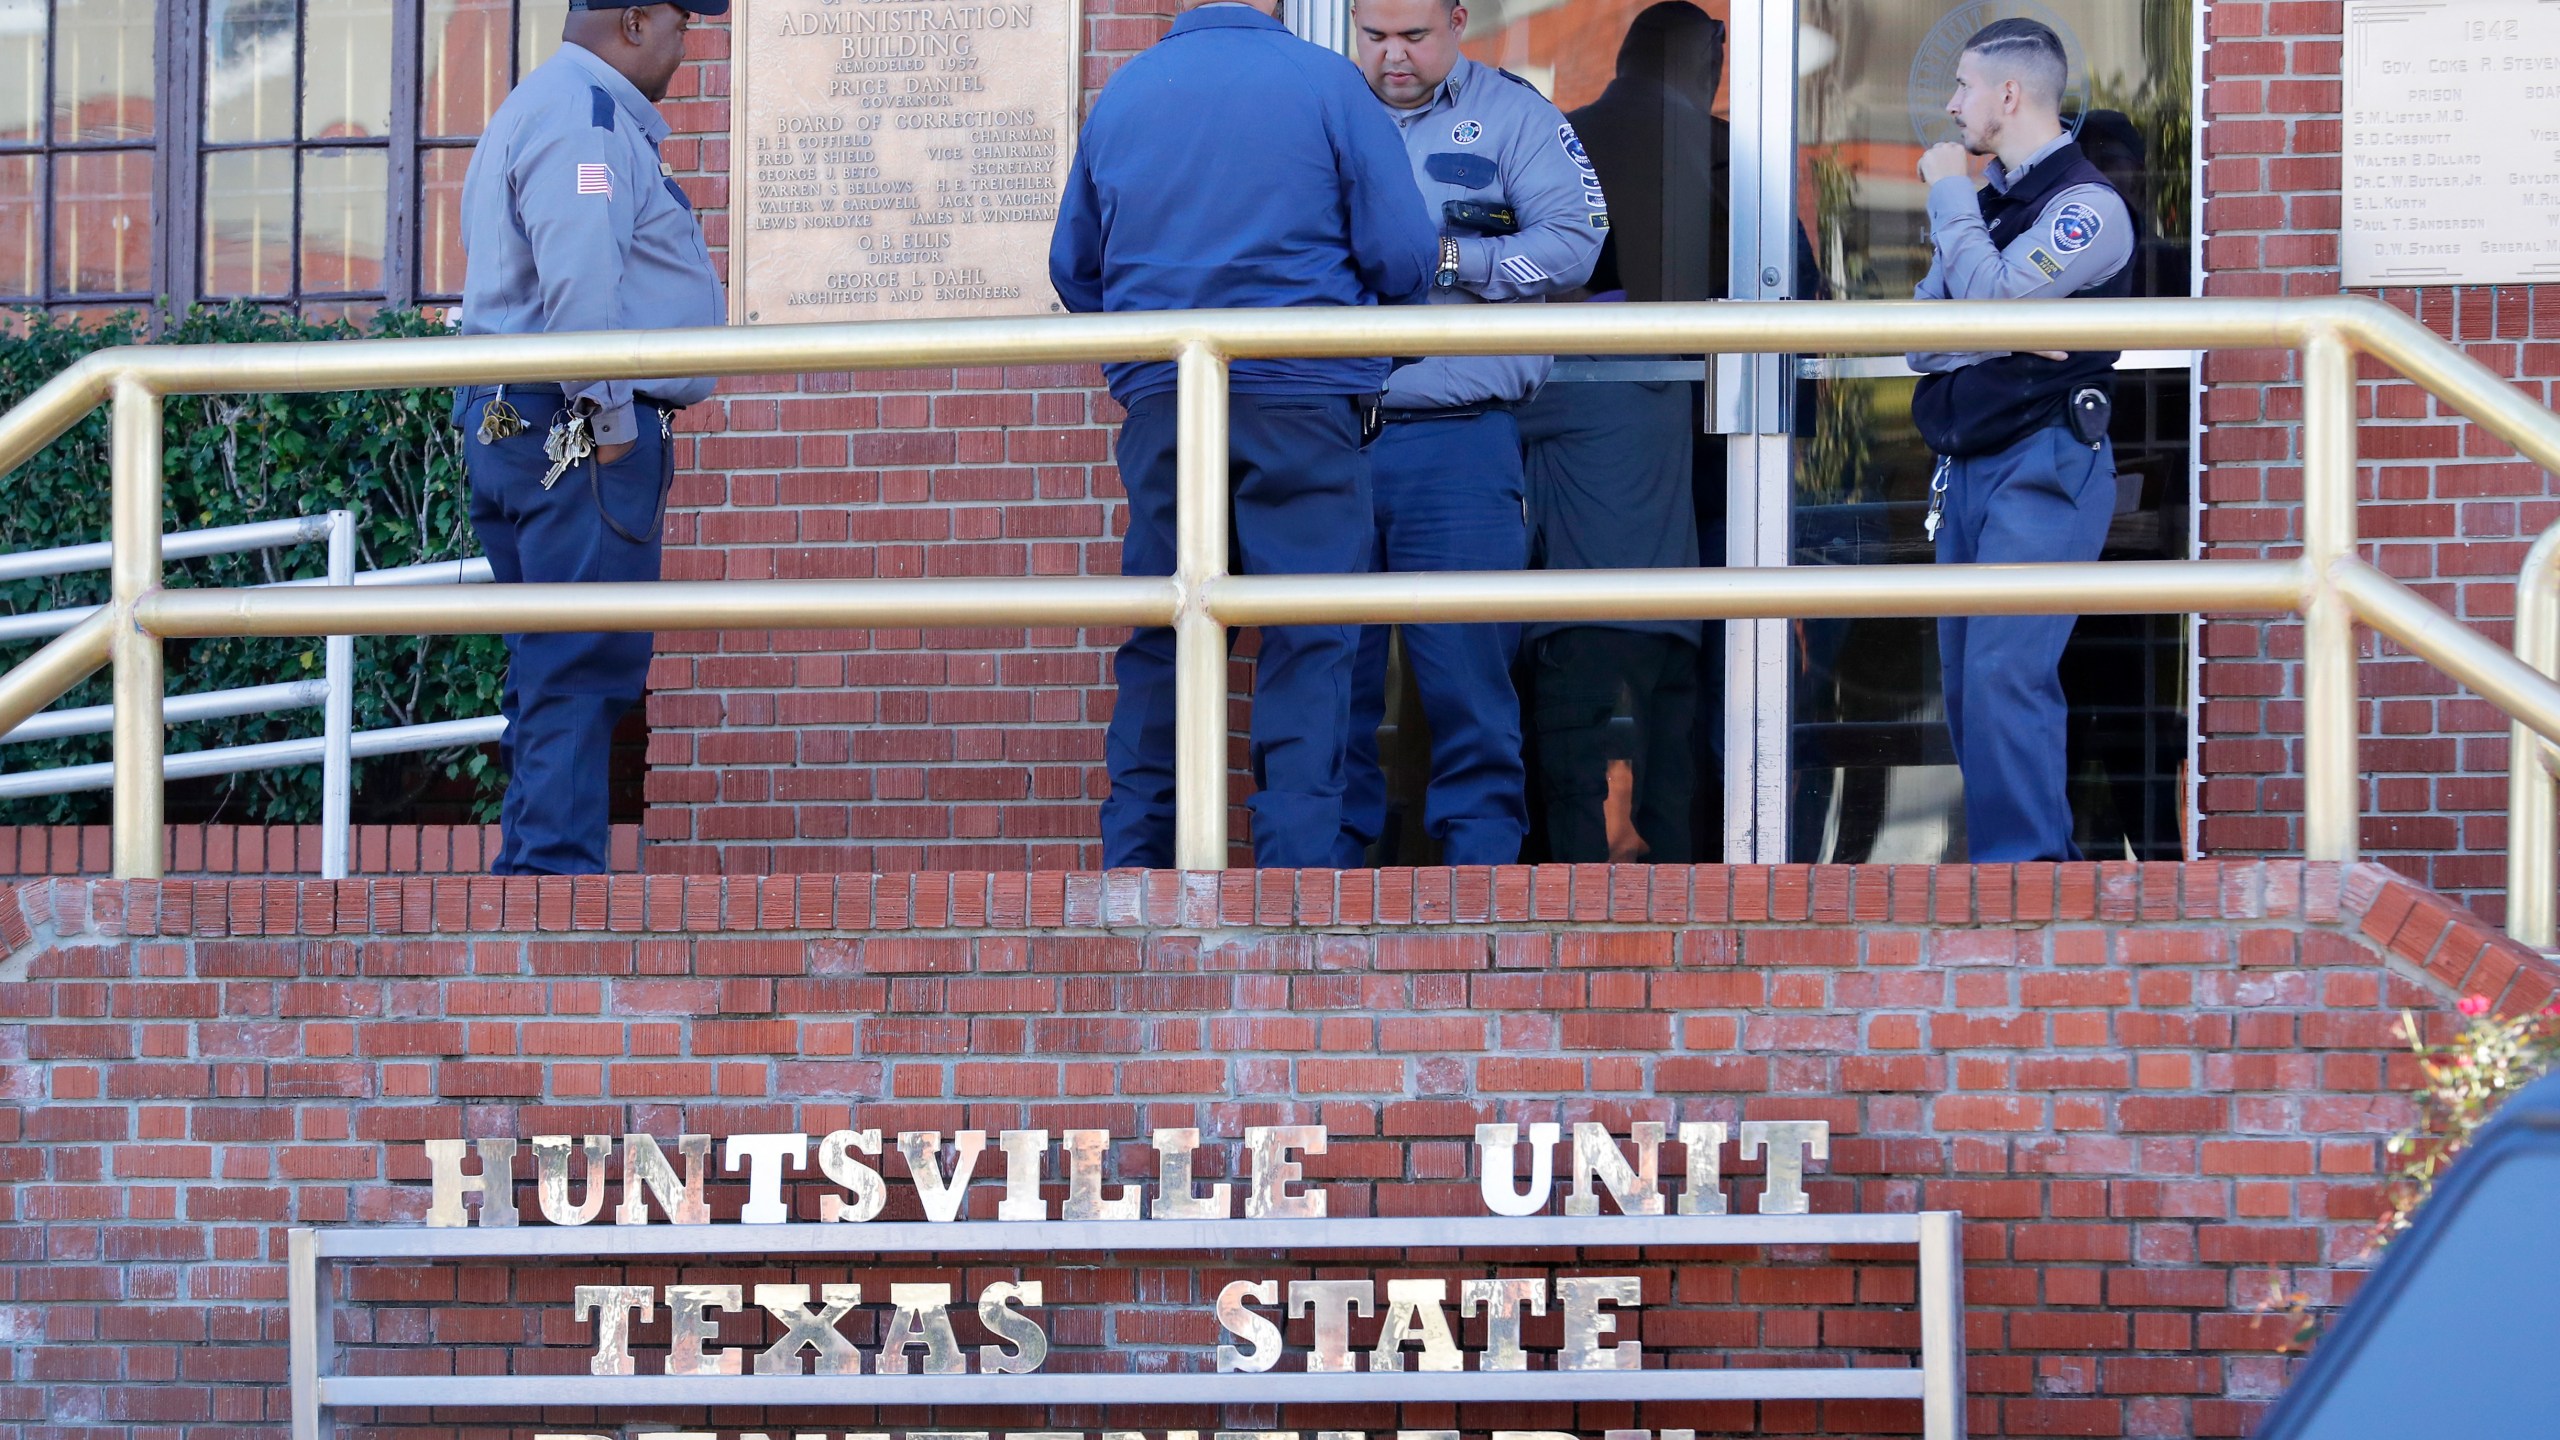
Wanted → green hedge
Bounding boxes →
[0,304,508,824]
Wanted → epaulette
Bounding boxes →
[590,87,617,130]
[1496,67,1543,92]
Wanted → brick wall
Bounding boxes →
[641,9,1175,874]
[1,859,2550,1437]
[2196,0,2560,917]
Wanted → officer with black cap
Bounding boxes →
[1908,17,2134,862]
[453,0,726,874]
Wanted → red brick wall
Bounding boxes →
[642,9,1176,874]
[2196,0,2560,917]
[1,860,2549,1437]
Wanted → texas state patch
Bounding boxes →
[2049,200,2104,254]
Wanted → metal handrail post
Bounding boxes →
[2509,522,2560,947]
[2299,329,2359,863]
[1918,1209,1967,1439]
[321,510,356,880]
[109,374,165,879]
[1172,341,1232,871]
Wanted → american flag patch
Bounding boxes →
[575,163,613,197]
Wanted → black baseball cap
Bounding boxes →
[569,0,732,16]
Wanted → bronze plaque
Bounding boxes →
[729,0,1082,323]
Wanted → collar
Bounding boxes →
[1383,55,1485,120]
[559,41,671,144]
[1169,4,1287,36]
[1986,130,2072,194]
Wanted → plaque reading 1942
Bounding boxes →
[2343,0,2560,287]
[730,0,1081,323]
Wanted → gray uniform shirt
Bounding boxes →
[458,42,725,444]
[1377,58,1607,409]
[1906,131,2133,373]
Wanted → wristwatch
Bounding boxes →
[1434,235,1462,289]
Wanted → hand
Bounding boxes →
[2022,350,2068,361]
[1918,142,1972,185]
[595,439,636,466]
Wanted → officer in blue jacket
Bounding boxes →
[1050,0,1437,870]
[454,0,726,874]
[1334,0,1606,867]
[1909,18,2134,862]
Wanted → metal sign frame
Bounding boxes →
[289,1210,1966,1438]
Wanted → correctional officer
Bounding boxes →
[1908,18,2134,862]
[1050,0,1436,870]
[454,0,725,874]
[1335,0,1606,868]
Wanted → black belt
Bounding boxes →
[457,382,680,412]
[1379,401,1510,424]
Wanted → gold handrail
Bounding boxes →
[2512,523,2560,948]
[0,295,2553,942]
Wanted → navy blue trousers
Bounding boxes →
[1101,392,1372,869]
[1935,425,2116,863]
[460,389,668,875]
[1336,412,1531,867]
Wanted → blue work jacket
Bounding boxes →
[1048,4,1437,405]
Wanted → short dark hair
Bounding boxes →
[1961,17,2067,109]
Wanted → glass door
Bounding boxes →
[1785,0,2194,862]
[1455,0,2193,864]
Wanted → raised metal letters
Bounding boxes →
[424,1137,518,1228]
[1675,1122,1729,1216]
[899,1131,989,1224]
[1556,1276,1642,1371]
[1150,1128,1234,1220]
[665,1284,743,1375]
[725,1133,810,1225]
[531,1134,611,1226]
[818,1128,888,1223]
[1458,1277,1548,1371]
[1215,1280,1281,1373]
[617,1133,713,1226]
[1738,1120,1828,1216]
[1245,1126,1325,1219]
[571,1285,655,1375]
[1474,1122,1560,1217]
[1061,1129,1140,1220]
[752,1282,863,1375]
[998,1129,1050,1221]
[1285,1280,1373,1373]
[977,1280,1048,1374]
[1370,1279,1463,1373]
[1567,1121,1665,1217]
[876,1282,967,1375]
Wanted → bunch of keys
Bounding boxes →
[475,387,526,445]
[1922,455,1950,542]
[540,408,597,489]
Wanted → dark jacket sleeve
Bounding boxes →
[1331,76,1437,305]
[1048,136,1107,314]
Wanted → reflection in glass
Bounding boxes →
[307,0,396,139]
[1,0,44,145]
[424,0,516,138]
[418,146,473,297]
[520,0,569,77]
[203,149,296,298]
[301,148,387,294]
[0,154,37,297]
[205,0,296,143]
[53,150,152,294]
[53,0,155,142]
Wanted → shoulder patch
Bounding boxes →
[590,87,617,131]
[2027,247,2064,279]
[1557,121,1608,215]
[2049,200,2103,254]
